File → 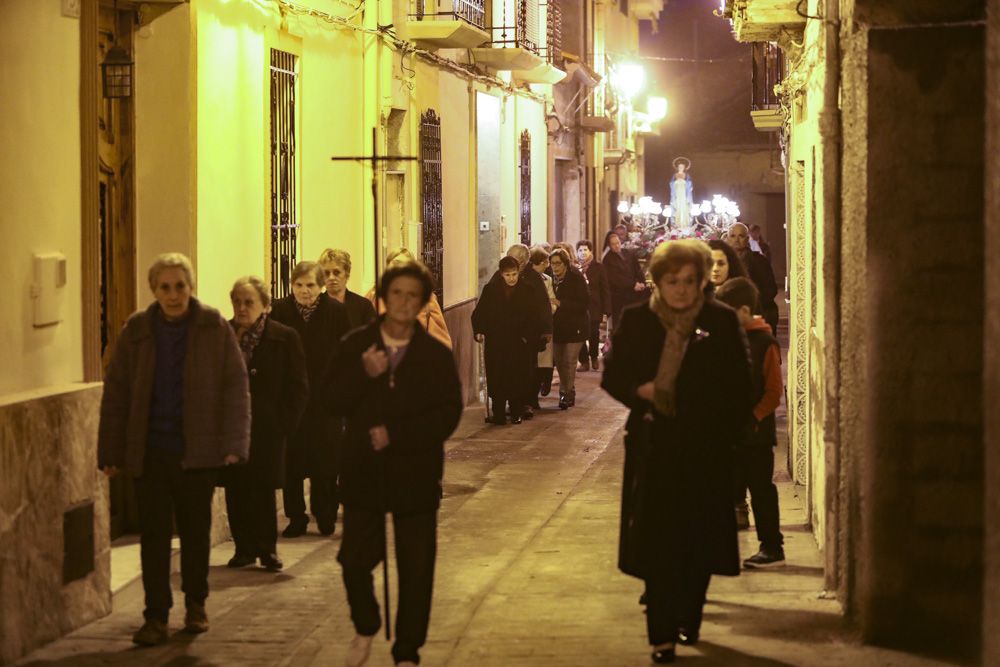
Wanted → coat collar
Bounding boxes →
[132,297,215,340]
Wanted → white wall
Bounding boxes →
[0,1,83,398]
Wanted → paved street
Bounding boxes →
[18,373,960,667]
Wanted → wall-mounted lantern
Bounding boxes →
[101,44,133,99]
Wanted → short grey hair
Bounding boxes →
[230,275,271,309]
[506,244,529,268]
[148,252,195,290]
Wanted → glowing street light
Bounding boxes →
[612,63,646,99]
[647,96,668,120]
[617,201,630,214]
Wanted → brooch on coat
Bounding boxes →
[692,328,711,343]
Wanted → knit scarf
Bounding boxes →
[295,298,319,323]
[648,289,704,417]
[579,255,593,274]
[233,313,267,365]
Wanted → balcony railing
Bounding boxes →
[491,0,542,55]
[751,41,784,110]
[544,0,563,67]
[412,0,487,31]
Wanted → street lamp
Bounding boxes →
[647,96,668,120]
[612,63,645,99]
[617,201,630,214]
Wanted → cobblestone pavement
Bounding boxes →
[18,372,962,667]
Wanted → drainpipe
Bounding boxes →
[819,0,843,598]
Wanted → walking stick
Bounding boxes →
[382,505,391,641]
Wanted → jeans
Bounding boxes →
[338,507,437,665]
[553,341,584,396]
[136,448,216,622]
[735,444,784,550]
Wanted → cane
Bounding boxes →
[382,507,391,641]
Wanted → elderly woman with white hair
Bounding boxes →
[223,276,309,572]
[98,253,250,646]
[602,240,752,663]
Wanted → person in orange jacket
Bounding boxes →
[365,247,452,349]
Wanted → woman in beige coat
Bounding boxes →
[365,247,452,349]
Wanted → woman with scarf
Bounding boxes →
[549,247,589,410]
[602,230,648,333]
[271,262,351,537]
[224,276,309,571]
[601,240,752,664]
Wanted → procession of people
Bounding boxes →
[97,202,784,664]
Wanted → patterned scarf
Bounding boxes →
[648,289,704,417]
[295,298,319,323]
[232,313,267,365]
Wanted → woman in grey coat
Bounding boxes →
[98,253,250,647]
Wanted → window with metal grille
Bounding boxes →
[420,110,444,305]
[545,0,563,67]
[493,0,541,54]
[269,49,299,300]
[752,42,784,111]
[519,129,531,246]
[413,0,487,30]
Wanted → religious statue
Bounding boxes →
[669,157,694,229]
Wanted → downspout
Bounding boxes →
[819,0,843,598]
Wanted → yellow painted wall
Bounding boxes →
[0,1,83,397]
[438,72,474,305]
[134,3,196,305]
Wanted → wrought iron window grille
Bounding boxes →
[519,129,532,246]
[420,110,445,306]
[752,41,785,111]
[269,49,300,300]
[543,0,563,67]
[411,0,488,30]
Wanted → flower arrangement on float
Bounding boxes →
[617,194,743,259]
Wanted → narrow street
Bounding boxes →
[19,372,957,667]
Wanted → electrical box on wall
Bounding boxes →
[31,253,67,327]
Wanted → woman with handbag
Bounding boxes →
[601,240,752,664]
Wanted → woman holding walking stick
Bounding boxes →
[331,260,463,667]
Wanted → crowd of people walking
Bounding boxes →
[96,218,784,665]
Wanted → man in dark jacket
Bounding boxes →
[576,239,611,371]
[330,261,463,667]
[727,223,779,335]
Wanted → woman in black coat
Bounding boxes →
[601,240,752,664]
[602,230,648,332]
[549,248,590,410]
[329,261,463,667]
[319,248,377,331]
[575,239,612,371]
[224,277,309,571]
[270,261,350,537]
[472,256,543,425]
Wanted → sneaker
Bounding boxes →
[735,503,750,530]
[345,634,374,667]
[183,603,209,634]
[743,547,786,569]
[132,618,168,646]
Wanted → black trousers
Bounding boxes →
[135,448,216,623]
[225,469,278,557]
[579,317,602,363]
[644,565,712,645]
[284,471,338,528]
[338,507,437,665]
[735,444,784,550]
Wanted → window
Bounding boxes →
[420,109,444,305]
[519,129,531,246]
[269,49,299,299]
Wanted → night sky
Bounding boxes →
[638,0,769,202]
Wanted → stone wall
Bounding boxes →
[849,12,985,659]
[0,384,111,664]
[983,0,1000,661]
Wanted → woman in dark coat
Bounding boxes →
[270,261,350,537]
[549,248,590,410]
[472,256,543,425]
[576,239,611,371]
[320,248,377,331]
[602,230,648,332]
[330,261,463,667]
[224,276,309,571]
[601,240,752,664]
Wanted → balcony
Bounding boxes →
[750,41,785,131]
[515,0,567,84]
[472,0,545,72]
[405,0,491,49]
[725,0,806,43]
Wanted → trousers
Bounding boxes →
[225,468,278,556]
[735,444,784,550]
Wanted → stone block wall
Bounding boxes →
[852,20,985,659]
[0,384,111,664]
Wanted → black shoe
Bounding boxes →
[227,553,256,568]
[651,646,676,663]
[282,520,308,538]
[540,379,552,397]
[317,518,335,536]
[744,547,786,569]
[558,393,570,410]
[521,407,534,420]
[510,415,523,424]
[678,628,699,645]
[259,553,284,571]
[567,391,576,407]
